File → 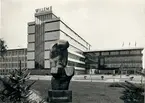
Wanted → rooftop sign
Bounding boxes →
[35,6,52,13]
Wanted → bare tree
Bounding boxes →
[0,38,7,58]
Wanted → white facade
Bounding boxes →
[27,52,35,60]
[28,25,35,34]
[44,31,59,41]
[45,21,60,31]
[28,35,35,42]
[27,61,35,69]
[27,22,35,69]
[27,7,91,74]
[28,43,35,51]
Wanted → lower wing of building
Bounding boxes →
[84,47,144,75]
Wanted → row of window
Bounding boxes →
[35,52,44,68]
[102,50,141,56]
[0,63,26,68]
[68,61,85,68]
[69,45,83,54]
[104,56,142,62]
[85,54,98,62]
[35,16,45,69]
[88,50,142,57]
[0,69,28,75]
[106,63,142,68]
[89,64,98,69]
[4,50,26,56]
[0,69,15,75]
[35,43,44,56]
[68,53,85,62]
[60,31,87,51]
[0,57,26,62]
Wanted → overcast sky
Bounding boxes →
[0,0,145,67]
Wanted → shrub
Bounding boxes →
[101,76,104,80]
[120,81,144,103]
[0,68,47,103]
[130,76,134,81]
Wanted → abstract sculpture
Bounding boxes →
[50,40,74,90]
[48,40,74,103]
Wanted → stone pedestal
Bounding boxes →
[48,90,72,103]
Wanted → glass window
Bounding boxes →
[104,56,142,63]
[28,43,35,51]
[110,51,119,55]
[68,53,85,62]
[130,50,141,54]
[68,61,85,68]
[101,52,109,56]
[120,51,129,55]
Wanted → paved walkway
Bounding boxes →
[29,75,145,83]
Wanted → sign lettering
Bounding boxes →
[35,6,52,13]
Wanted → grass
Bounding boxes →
[30,80,124,103]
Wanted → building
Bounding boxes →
[27,7,91,74]
[0,48,27,75]
[84,47,144,74]
[1,7,144,75]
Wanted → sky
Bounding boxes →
[0,0,145,67]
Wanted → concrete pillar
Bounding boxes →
[113,70,115,74]
[134,69,136,75]
[98,70,101,74]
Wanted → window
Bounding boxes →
[12,51,15,56]
[9,51,12,56]
[44,41,57,50]
[104,56,142,63]
[130,50,141,54]
[101,52,109,56]
[94,52,100,56]
[45,22,59,31]
[68,61,85,68]
[69,45,83,53]
[106,63,121,68]
[120,51,129,55]
[28,43,35,51]
[28,25,35,34]
[110,51,119,55]
[68,53,85,62]
[44,31,59,41]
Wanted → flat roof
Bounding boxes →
[7,48,27,51]
[84,47,144,53]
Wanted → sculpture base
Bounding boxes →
[48,90,72,103]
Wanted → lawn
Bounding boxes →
[30,80,124,103]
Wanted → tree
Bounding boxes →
[0,67,47,103]
[120,81,144,103]
[0,38,7,58]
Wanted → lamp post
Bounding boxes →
[89,68,92,82]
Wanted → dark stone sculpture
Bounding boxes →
[50,40,74,90]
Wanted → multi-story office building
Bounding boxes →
[84,47,144,74]
[27,7,91,74]
[0,48,27,75]
[1,7,143,75]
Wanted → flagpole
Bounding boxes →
[122,42,124,47]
